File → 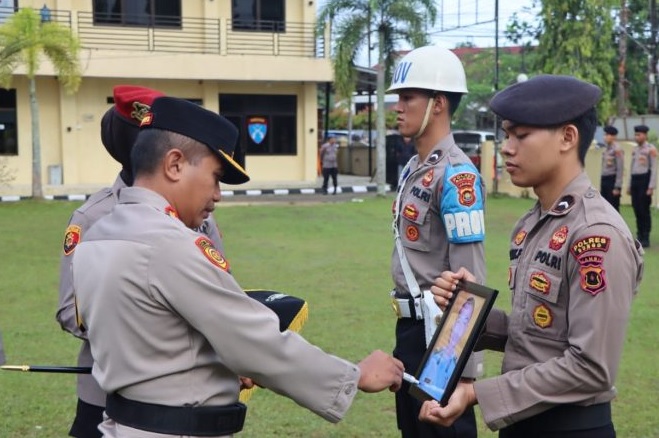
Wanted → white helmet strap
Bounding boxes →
[415,94,435,139]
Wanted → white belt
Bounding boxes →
[390,290,423,320]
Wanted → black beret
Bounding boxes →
[603,125,618,135]
[140,97,249,185]
[634,125,649,133]
[489,74,601,126]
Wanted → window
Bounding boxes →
[232,0,285,32]
[93,0,181,27]
[220,94,297,156]
[0,89,17,155]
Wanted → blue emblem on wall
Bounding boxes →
[248,116,268,145]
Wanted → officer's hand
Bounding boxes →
[239,376,256,390]
[357,350,404,393]
[612,188,621,197]
[418,381,477,427]
[430,268,475,311]
[647,188,654,196]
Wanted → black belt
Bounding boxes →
[505,402,611,433]
[106,392,246,436]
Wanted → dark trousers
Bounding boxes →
[630,173,652,245]
[394,318,477,438]
[69,398,103,438]
[498,403,615,438]
[600,175,620,211]
[322,167,338,193]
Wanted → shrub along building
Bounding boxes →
[0,0,331,196]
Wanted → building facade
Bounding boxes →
[0,0,331,196]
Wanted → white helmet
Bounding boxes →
[387,45,468,94]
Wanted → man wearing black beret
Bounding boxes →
[628,125,657,247]
[419,75,644,438]
[600,125,624,211]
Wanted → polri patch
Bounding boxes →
[406,225,419,241]
[403,204,419,221]
[164,205,179,218]
[549,225,568,251]
[422,169,434,187]
[533,304,553,328]
[514,230,527,246]
[63,225,82,255]
[578,255,607,296]
[570,235,610,257]
[529,272,551,294]
[195,236,229,272]
[449,172,477,207]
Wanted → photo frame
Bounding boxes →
[408,280,498,406]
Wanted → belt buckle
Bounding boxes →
[391,298,402,318]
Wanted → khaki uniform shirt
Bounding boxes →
[73,187,359,436]
[600,142,624,188]
[392,134,486,376]
[320,142,339,168]
[57,175,227,406]
[474,172,643,431]
[630,142,658,188]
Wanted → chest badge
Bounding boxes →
[514,230,527,246]
[402,204,419,221]
[406,225,419,241]
[549,225,568,251]
[529,272,551,294]
[422,169,434,187]
[533,304,553,329]
[63,225,82,255]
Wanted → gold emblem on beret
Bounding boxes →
[131,101,152,122]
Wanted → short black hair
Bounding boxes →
[131,129,210,177]
[437,91,463,117]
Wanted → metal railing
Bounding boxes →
[7,8,326,58]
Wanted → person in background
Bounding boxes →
[599,125,624,211]
[72,96,404,437]
[627,124,657,248]
[386,44,486,438]
[420,74,644,438]
[320,134,340,194]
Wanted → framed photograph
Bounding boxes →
[408,280,498,406]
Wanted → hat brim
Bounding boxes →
[217,150,250,185]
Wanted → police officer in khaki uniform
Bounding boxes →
[419,75,644,438]
[72,96,404,437]
[56,85,164,438]
[627,124,657,247]
[600,125,624,211]
[386,45,486,438]
[56,85,228,438]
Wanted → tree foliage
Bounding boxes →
[317,0,436,194]
[0,8,81,198]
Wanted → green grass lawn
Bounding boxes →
[1,195,657,437]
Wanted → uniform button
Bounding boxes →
[585,191,595,198]
[344,384,355,395]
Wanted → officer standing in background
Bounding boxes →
[420,75,644,438]
[73,96,404,437]
[628,125,657,248]
[386,45,486,438]
[56,85,165,438]
[319,134,340,194]
[600,125,624,211]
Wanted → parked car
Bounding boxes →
[452,130,495,171]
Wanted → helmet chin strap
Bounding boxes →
[414,96,435,139]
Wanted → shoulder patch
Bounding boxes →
[441,164,485,244]
[195,236,230,272]
[63,225,82,255]
[570,235,610,257]
[514,230,527,245]
[577,255,607,296]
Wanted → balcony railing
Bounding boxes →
[16,8,326,58]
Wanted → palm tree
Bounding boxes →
[318,0,436,195]
[0,7,81,199]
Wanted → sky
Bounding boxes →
[317,0,538,66]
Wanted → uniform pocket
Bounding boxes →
[400,201,431,252]
[521,268,567,341]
